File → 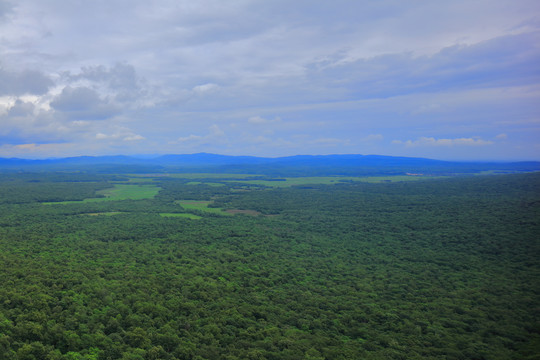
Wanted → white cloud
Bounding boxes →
[247,116,281,124]
[94,126,145,142]
[192,83,219,94]
[177,124,225,143]
[123,134,145,141]
[177,134,203,142]
[209,124,225,137]
[247,116,267,124]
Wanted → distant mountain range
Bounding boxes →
[0,153,539,176]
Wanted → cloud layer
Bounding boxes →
[0,0,539,160]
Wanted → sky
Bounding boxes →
[0,0,539,160]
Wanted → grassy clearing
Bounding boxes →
[223,177,342,187]
[168,173,259,179]
[125,173,446,189]
[354,175,448,183]
[222,175,443,187]
[124,177,158,183]
[176,200,232,216]
[43,184,161,204]
[95,184,161,200]
[159,213,202,219]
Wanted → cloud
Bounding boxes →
[7,99,35,117]
[0,99,68,144]
[178,124,225,143]
[209,124,225,137]
[70,63,139,90]
[65,63,146,104]
[192,83,219,94]
[0,1,14,19]
[247,116,282,124]
[50,87,101,111]
[94,126,145,142]
[50,86,120,120]
[247,116,266,124]
[123,134,145,141]
[0,142,75,159]
[0,68,53,96]
[177,134,203,142]
[393,137,494,147]
[0,0,538,159]
[305,31,540,100]
[246,135,271,144]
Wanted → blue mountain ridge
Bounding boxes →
[0,153,538,175]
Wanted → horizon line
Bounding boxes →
[1,152,540,163]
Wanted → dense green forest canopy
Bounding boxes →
[0,169,539,359]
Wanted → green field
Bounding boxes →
[121,173,445,189]
[221,175,444,187]
[124,177,158,183]
[175,200,232,215]
[96,184,161,200]
[43,184,161,204]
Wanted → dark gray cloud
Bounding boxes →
[0,101,68,145]
[64,63,146,103]
[0,68,53,95]
[303,31,540,101]
[69,63,138,90]
[0,0,13,19]
[7,99,35,117]
[50,86,120,120]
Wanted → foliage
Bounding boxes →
[0,171,538,359]
[175,201,231,216]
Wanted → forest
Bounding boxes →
[0,169,539,359]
